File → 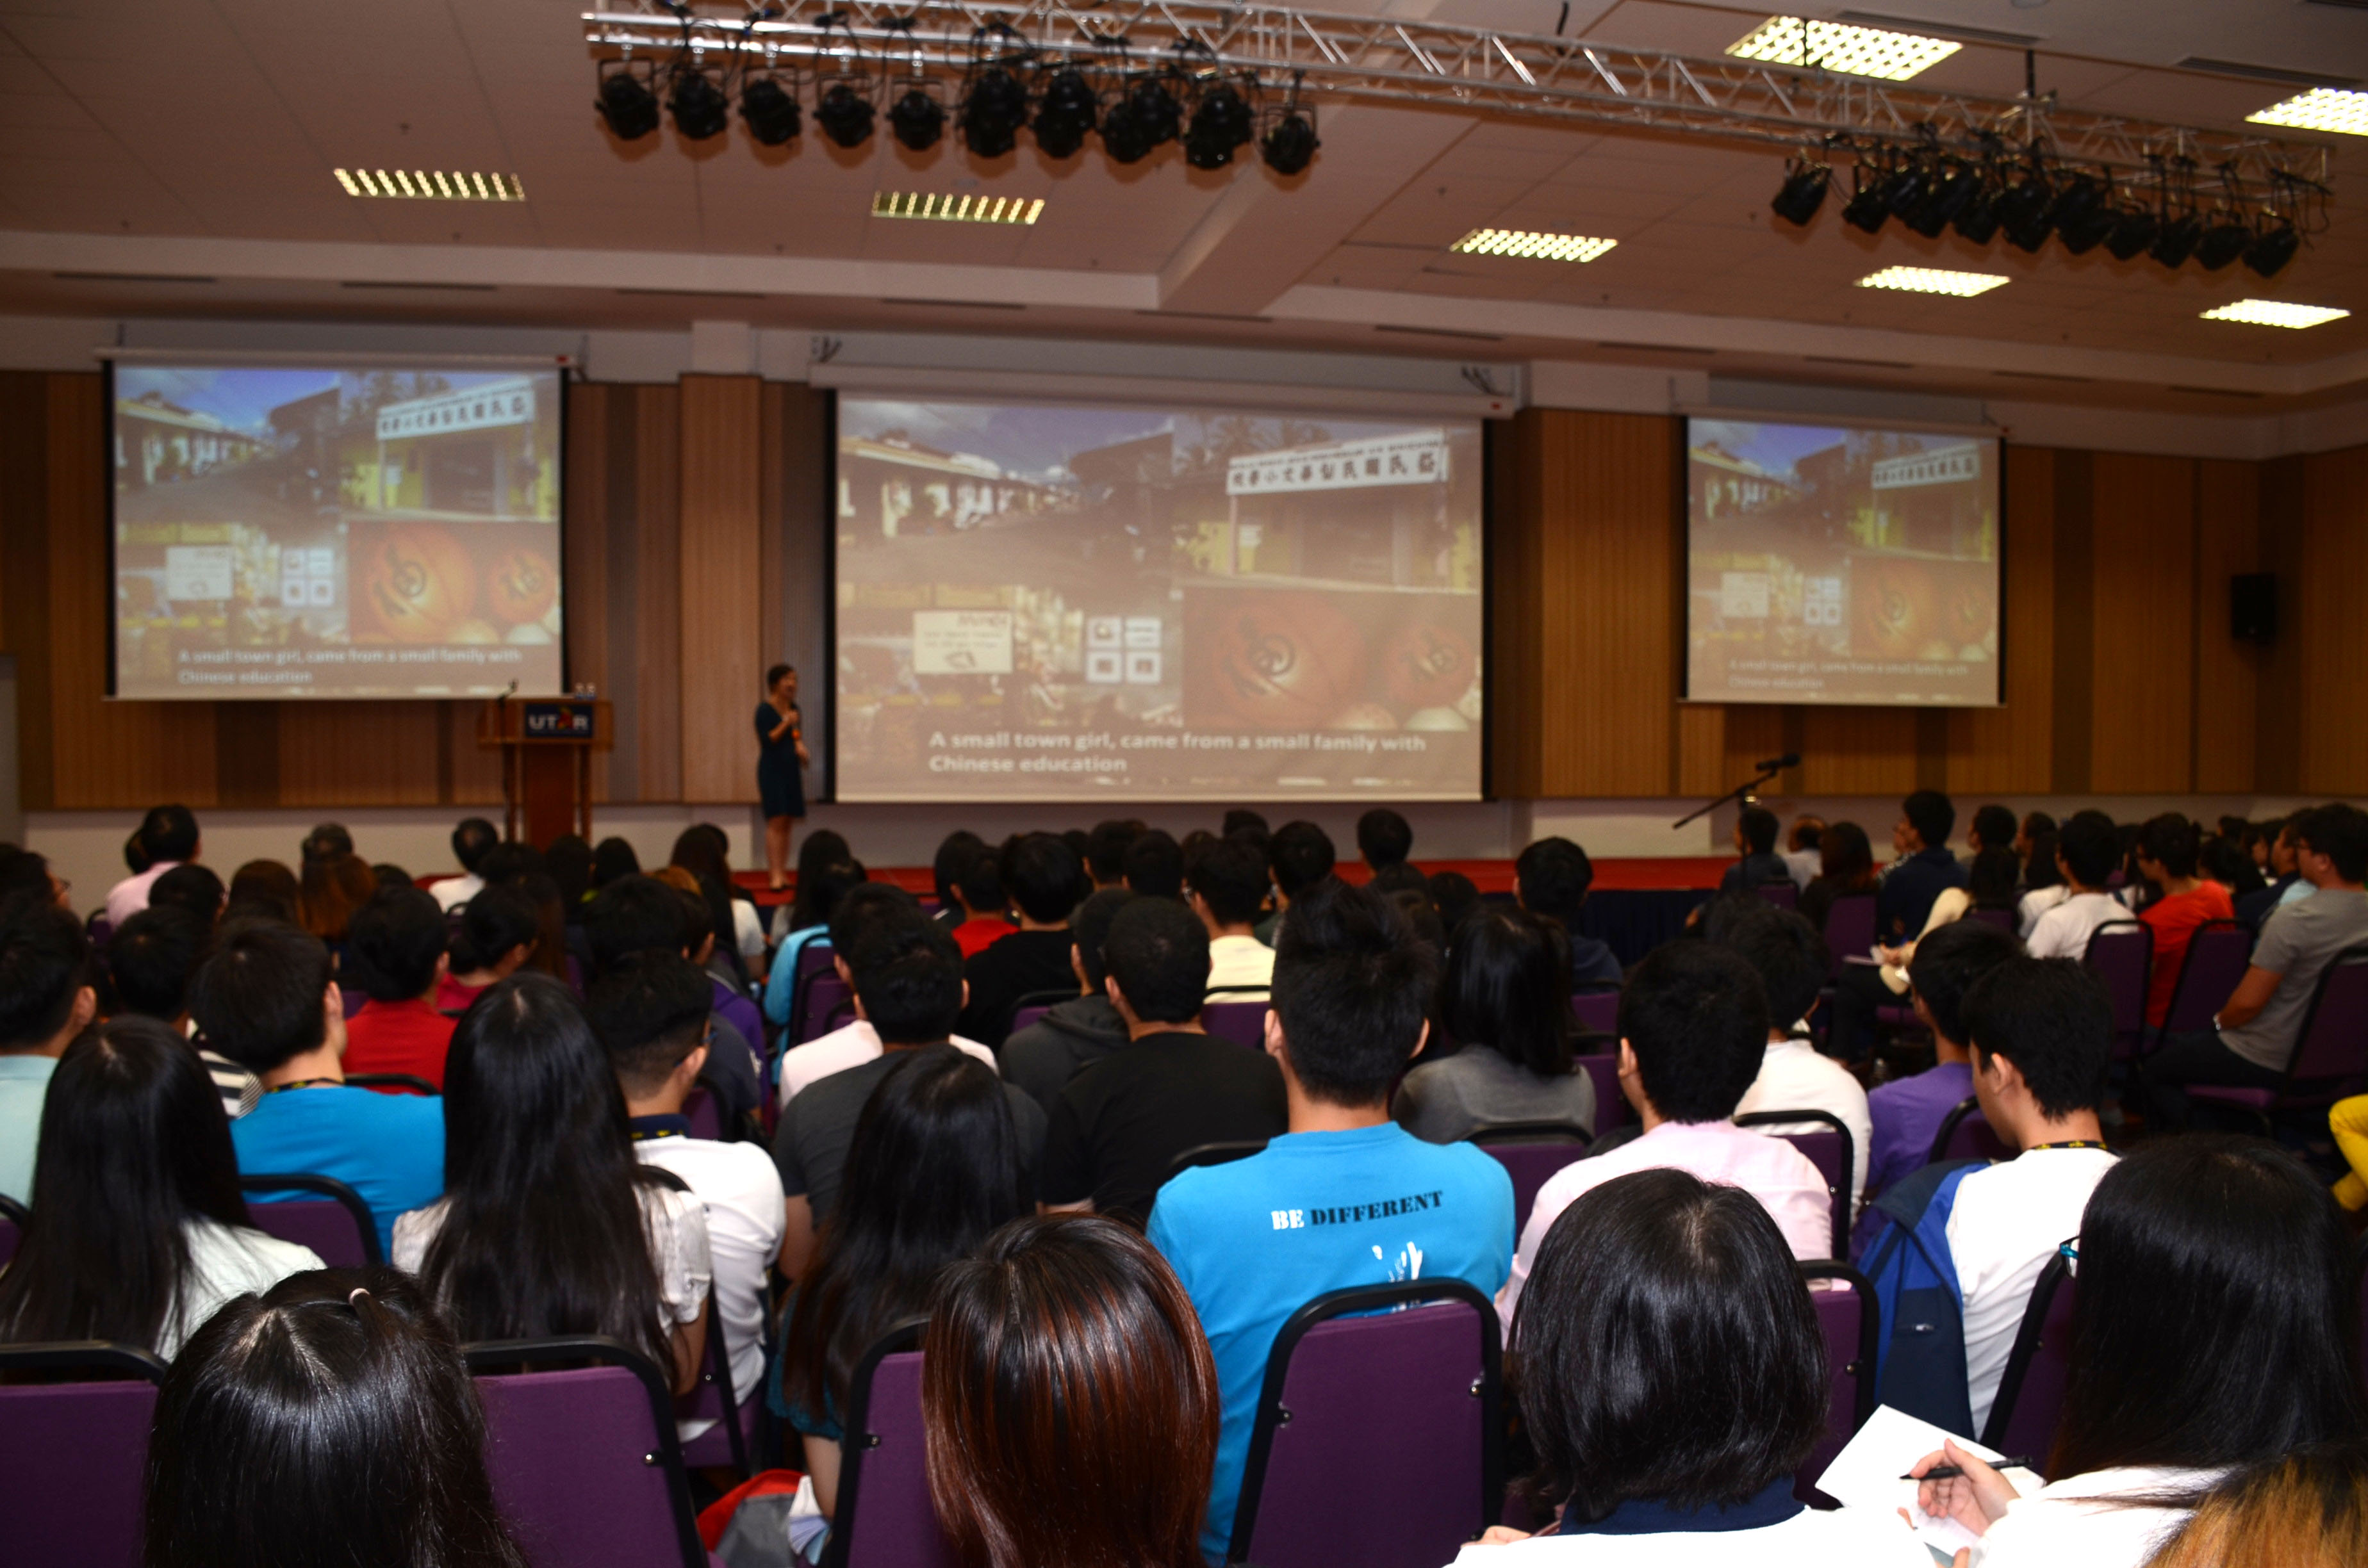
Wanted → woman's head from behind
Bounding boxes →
[925,1214,1218,1568]
[1513,1167,1825,1524]
[145,1266,523,1568]
[2144,1441,2368,1568]
[1819,821,1875,887]
[444,974,630,1200]
[1969,845,2022,907]
[2054,1134,2366,1479]
[1438,905,1572,1078]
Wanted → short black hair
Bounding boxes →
[1222,808,1269,839]
[1514,1168,1825,1525]
[2057,810,2122,888]
[108,906,208,1022]
[138,803,200,865]
[850,914,966,1047]
[1736,806,1778,855]
[147,863,224,923]
[1184,836,1268,928]
[1101,897,1209,1026]
[1270,880,1434,1106]
[2296,802,2368,886]
[1719,908,1829,1031]
[828,882,922,965]
[2137,813,2202,880]
[1003,834,1081,926]
[953,851,1005,916]
[448,882,542,974]
[1368,862,1430,898]
[1971,803,2018,851]
[188,919,332,1074]
[1902,789,1955,850]
[1617,942,1768,1123]
[474,840,544,886]
[0,901,88,1049]
[581,874,689,976]
[585,950,714,1098]
[1086,821,1139,885]
[1356,808,1413,869]
[1906,919,2022,1047]
[1515,837,1594,925]
[1268,821,1336,901]
[1069,888,1135,993]
[932,829,986,908]
[451,818,499,874]
[1429,870,1481,940]
[2022,810,2057,840]
[345,886,448,1003]
[1121,830,1184,901]
[1962,956,2111,1120]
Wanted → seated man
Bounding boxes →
[775,883,997,1109]
[1724,906,1873,1216]
[1864,919,2021,1196]
[2024,811,2134,961]
[946,851,1015,960]
[1879,790,1968,945]
[1514,836,1622,987]
[1041,897,1288,1225]
[432,816,500,911]
[1964,803,2019,862]
[1121,829,1184,901]
[1781,814,1826,892]
[960,833,1085,1049]
[1255,821,1337,947]
[0,902,98,1204]
[2234,817,2308,932]
[1149,881,1512,1562]
[340,885,458,1088]
[191,919,444,1255]
[1186,835,1276,997]
[588,951,786,1434]
[108,904,258,1118]
[1356,807,1413,874]
[1000,888,1133,1112]
[1502,942,1829,1323]
[586,874,762,1131]
[104,802,201,929]
[1719,806,1791,893]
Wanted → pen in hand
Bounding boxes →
[1905,1457,2034,1480]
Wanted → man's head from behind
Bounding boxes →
[1969,804,2018,854]
[451,817,500,874]
[586,950,713,1104]
[953,851,1007,920]
[1086,821,1139,887]
[108,906,208,1023]
[2294,803,2368,888]
[1069,888,1135,995]
[1716,907,1829,1036]
[1183,835,1267,933]
[828,881,924,966]
[0,902,93,1053]
[138,803,201,867]
[148,863,224,924]
[1513,837,1593,926]
[345,886,448,1004]
[1905,919,2023,1051]
[1003,834,1082,926]
[581,874,690,977]
[1101,897,1209,1029]
[1356,808,1413,870]
[1735,807,1778,858]
[850,913,966,1047]
[2056,810,2121,891]
[1121,830,1184,902]
[188,919,333,1075]
[1267,821,1336,904]
[1898,790,1955,854]
[1961,956,2110,1138]
[1270,880,1435,1108]
[1616,942,1769,1124]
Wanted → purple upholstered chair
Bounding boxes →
[1573,1051,1628,1129]
[2190,945,2368,1133]
[824,1323,960,1568]
[1227,1280,1502,1568]
[468,1338,712,1568]
[680,1086,724,1142]
[1798,1262,1878,1506]
[1823,894,1879,971]
[238,1173,382,1267]
[1469,1123,1591,1234]
[1980,1247,2076,1458]
[0,1193,25,1266]
[794,973,855,1045]
[1735,1111,1854,1259]
[1926,1097,2014,1168]
[2157,920,2254,1039]
[2082,920,2153,1060]
[1570,986,1619,1037]
[1966,906,2017,933]
[1203,999,1271,1050]
[1008,1003,1056,1037]
[1756,879,1800,911]
[0,1341,169,1568]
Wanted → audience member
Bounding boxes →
[1123,828,1185,901]
[590,835,642,889]
[1798,819,1879,934]
[370,863,413,892]
[105,803,201,929]
[2143,1442,2368,1568]
[1258,819,1338,946]
[1864,919,2021,1195]
[1502,942,1827,1323]
[1184,834,1275,997]
[190,919,443,1254]
[299,850,377,947]
[340,886,457,1088]
[106,906,256,1118]
[432,817,501,911]
[584,873,761,1129]
[1149,880,1512,1559]
[1394,905,1595,1143]
[2026,811,2135,960]
[671,823,767,977]
[2234,817,2308,931]
[1001,888,1134,1111]
[1513,836,1622,986]
[1780,813,1825,890]
[438,881,541,1014]
[0,902,97,1204]
[960,833,1083,1047]
[948,849,1018,959]
[1467,1170,1925,1564]
[2014,810,2057,864]
[0,844,67,909]
[1725,906,1871,1215]
[2199,833,2265,903]
[148,862,225,924]
[1720,806,1789,892]
[144,1267,527,1568]
[1430,868,1482,938]
[925,828,982,927]
[545,833,593,921]
[925,1214,1218,1568]
[225,858,302,925]
[1356,807,1413,872]
[1967,802,2019,860]
[1221,808,1268,843]
[2133,813,2236,1027]
[1368,860,1431,899]
[1086,820,1139,891]
[1880,790,1968,943]
[0,1017,322,1359]
[773,885,996,1108]
[762,856,864,1024]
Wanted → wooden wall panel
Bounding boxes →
[632,385,683,802]
[2298,445,2368,792]
[1,373,57,811]
[2254,457,2304,794]
[1947,445,2053,794]
[2086,452,2197,792]
[678,377,763,803]
[1488,412,1543,797]
[277,702,444,804]
[564,382,615,804]
[1800,706,1920,797]
[2192,459,2259,794]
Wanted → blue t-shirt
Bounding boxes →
[231,1084,445,1257]
[0,1054,59,1206]
[1147,1122,1515,1562]
[761,930,831,1029]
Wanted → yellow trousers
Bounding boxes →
[2332,1094,2368,1210]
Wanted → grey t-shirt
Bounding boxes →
[1391,1045,1599,1146]
[771,1044,1048,1222]
[2219,888,2368,1070]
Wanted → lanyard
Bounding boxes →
[2026,1139,2109,1152]
[266,1077,342,1095]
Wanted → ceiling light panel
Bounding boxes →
[1450,228,1617,262]
[2245,87,2368,136]
[1857,266,2009,297]
[335,169,525,201]
[1727,16,1961,81]
[2200,298,2351,329]
[871,192,1044,224]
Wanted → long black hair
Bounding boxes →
[414,974,673,1370]
[784,1047,1026,1423]
[792,830,857,931]
[0,1017,249,1353]
[144,1266,525,1568]
[2051,1135,2367,1480]
[1437,905,1573,1078]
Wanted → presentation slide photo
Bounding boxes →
[1686,418,2001,707]
[111,363,564,699]
[835,398,1484,803]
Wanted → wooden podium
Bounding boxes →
[477,697,613,847]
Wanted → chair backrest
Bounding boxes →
[1468,1123,1590,1235]
[1925,1097,2013,1168]
[819,1321,962,1568]
[679,1086,723,1141]
[1008,1003,1055,1037]
[468,1337,707,1568]
[1734,1109,1854,1259]
[1230,1281,1501,1568]
[1755,879,1799,911]
[2283,946,2368,1084]
[2082,920,2153,1058]
[238,1173,382,1267]
[1202,999,1270,1050]
[1797,1263,1878,1505]
[1155,1141,1269,1216]
[1980,1247,2077,1458]
[344,1071,439,1096]
[0,1341,169,1568]
[794,972,855,1044]
[1823,894,1879,973]
[1569,986,1618,1036]
[0,1192,26,1267]
[1572,1050,1626,1129]
[1965,906,2017,933]
[2159,920,2253,1037]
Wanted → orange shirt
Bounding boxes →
[341,997,458,1090]
[2141,881,2237,1027]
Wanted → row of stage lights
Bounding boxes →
[1770,136,2320,279]
[593,19,1320,175]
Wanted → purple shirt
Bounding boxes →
[1864,1061,1974,1197]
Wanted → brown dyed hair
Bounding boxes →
[923,1214,1217,1568]
[227,860,302,924]
[2144,1442,2368,1568]
[300,853,377,942]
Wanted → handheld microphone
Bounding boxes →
[1754,753,1800,771]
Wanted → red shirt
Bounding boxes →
[951,917,1017,960]
[435,974,489,1015]
[342,997,458,1090]
[2141,881,2237,1027]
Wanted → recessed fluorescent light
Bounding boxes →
[872,192,1043,224]
[1450,228,1616,262]
[1727,16,1960,81]
[336,168,525,201]
[2200,298,2351,329]
[2245,87,2368,136]
[1857,266,2008,297]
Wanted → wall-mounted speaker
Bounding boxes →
[2231,573,2277,644]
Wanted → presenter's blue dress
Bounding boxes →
[755,702,805,819]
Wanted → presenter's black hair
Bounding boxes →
[766,662,795,689]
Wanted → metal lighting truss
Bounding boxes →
[581,1,2327,199]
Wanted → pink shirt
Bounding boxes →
[104,862,181,930]
[1497,1118,1832,1326]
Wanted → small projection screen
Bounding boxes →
[109,360,566,699]
[834,396,1485,803]
[1685,416,2002,706]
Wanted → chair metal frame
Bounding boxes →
[1467,1119,1593,1148]
[344,1072,440,1095]
[237,1172,384,1266]
[1158,1139,1270,1202]
[1923,1096,2009,1170]
[821,1318,936,1568]
[2190,943,2368,1135]
[638,1163,753,1478]
[1980,1246,2073,1455]
[1734,1108,1855,1259]
[1797,1261,1879,1435]
[0,1191,27,1229]
[2080,919,2154,1060]
[0,1339,170,1383]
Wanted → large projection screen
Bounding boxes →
[834,396,1484,803]
[1685,417,2002,707]
[110,361,566,699]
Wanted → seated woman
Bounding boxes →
[1876,846,2022,995]
[0,1016,320,1359]
[1798,821,1880,935]
[924,1213,1218,1568]
[2142,1441,2368,1568]
[1394,906,1595,1143]
[1467,1166,1925,1563]
[1912,1135,2367,1567]
[395,974,710,1395]
[436,882,543,1015]
[145,1264,525,1568]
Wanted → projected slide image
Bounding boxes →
[111,364,564,699]
[1686,418,2000,706]
[835,398,1484,803]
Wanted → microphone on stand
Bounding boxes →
[1754,752,1801,772]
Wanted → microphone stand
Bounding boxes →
[1671,760,1785,831]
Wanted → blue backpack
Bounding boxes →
[1855,1159,1982,1437]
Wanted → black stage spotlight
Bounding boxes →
[888,81,946,151]
[2244,216,2300,278]
[1262,110,1319,175]
[1996,163,2055,252]
[741,75,801,145]
[596,61,662,141]
[1032,66,1098,158]
[816,80,875,147]
[2195,213,2253,271]
[2045,170,2106,243]
[1770,158,1830,226]
[1880,156,1932,220]
[1841,165,1891,234]
[2103,204,2159,261]
[960,65,1030,158]
[1905,160,1978,238]
[1102,73,1181,163]
[1952,177,2002,244]
[1183,78,1255,170]
[2150,214,2201,269]
[669,67,730,140]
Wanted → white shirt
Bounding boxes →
[104,862,181,929]
[165,1218,324,1360]
[1947,1145,2119,1435]
[1735,1036,1873,1221]
[1449,1501,1929,1567]
[1206,934,1276,997]
[394,1182,711,1332]
[731,900,767,961]
[2017,885,2069,940]
[1970,1466,2210,1568]
[775,1018,998,1110]
[1781,847,1822,891]
[2025,892,2136,961]
[431,872,484,913]
[637,1134,785,1437]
